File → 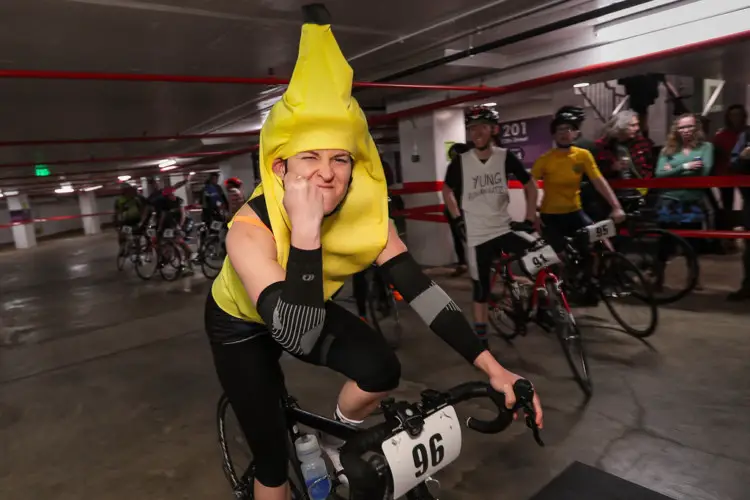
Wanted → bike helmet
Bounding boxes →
[465,105,500,127]
[550,106,585,134]
[224,177,242,188]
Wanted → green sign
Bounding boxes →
[35,164,50,177]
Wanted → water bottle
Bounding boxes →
[295,434,331,500]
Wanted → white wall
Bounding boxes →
[0,194,117,246]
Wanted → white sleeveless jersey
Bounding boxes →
[460,148,512,247]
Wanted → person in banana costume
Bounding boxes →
[205,5,543,498]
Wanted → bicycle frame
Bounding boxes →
[494,253,572,324]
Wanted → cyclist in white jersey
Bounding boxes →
[442,106,539,350]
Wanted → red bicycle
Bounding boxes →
[487,227,592,396]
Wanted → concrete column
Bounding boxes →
[6,194,36,249]
[78,191,101,236]
[219,152,255,189]
[398,108,465,266]
[140,177,149,195]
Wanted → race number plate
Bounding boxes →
[586,219,616,242]
[521,245,560,275]
[163,229,174,238]
[120,225,132,234]
[381,406,462,499]
[210,220,223,231]
[146,229,156,238]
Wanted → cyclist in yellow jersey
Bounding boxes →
[205,6,543,500]
[532,109,625,253]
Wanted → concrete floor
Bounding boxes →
[1,232,749,500]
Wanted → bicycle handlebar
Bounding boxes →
[445,379,543,445]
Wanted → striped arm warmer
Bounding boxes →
[256,246,326,355]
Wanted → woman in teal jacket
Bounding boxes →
[655,113,714,256]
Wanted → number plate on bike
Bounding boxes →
[381,405,462,498]
[121,226,132,234]
[521,245,559,275]
[586,219,616,242]
[163,229,174,238]
[210,220,223,231]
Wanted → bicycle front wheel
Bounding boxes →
[201,235,225,280]
[598,252,659,338]
[158,240,183,281]
[545,280,592,397]
[217,395,308,500]
[623,228,699,304]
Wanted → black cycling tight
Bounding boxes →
[207,294,400,488]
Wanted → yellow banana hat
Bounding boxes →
[250,13,389,301]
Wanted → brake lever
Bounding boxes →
[512,380,545,447]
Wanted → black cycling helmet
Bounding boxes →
[465,105,500,127]
[550,105,585,134]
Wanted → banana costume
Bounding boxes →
[211,19,389,323]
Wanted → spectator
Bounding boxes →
[587,110,655,219]
[655,113,714,256]
[595,110,656,182]
[712,105,747,233]
[444,142,470,276]
[728,115,750,301]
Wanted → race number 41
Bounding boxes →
[381,406,462,498]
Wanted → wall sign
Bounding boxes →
[497,115,553,168]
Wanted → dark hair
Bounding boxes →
[725,104,747,128]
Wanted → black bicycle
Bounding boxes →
[365,267,404,349]
[615,196,699,304]
[563,218,659,338]
[217,380,542,500]
[196,219,227,280]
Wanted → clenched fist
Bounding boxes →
[283,172,324,229]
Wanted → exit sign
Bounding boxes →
[35,164,50,177]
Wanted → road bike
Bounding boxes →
[562,219,659,338]
[487,227,591,396]
[217,380,542,499]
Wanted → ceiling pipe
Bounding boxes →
[368,29,750,126]
[371,0,659,83]
[0,146,258,169]
[0,131,259,148]
[0,69,503,93]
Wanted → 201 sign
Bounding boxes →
[501,121,528,138]
[412,433,445,477]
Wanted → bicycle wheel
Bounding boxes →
[544,280,592,397]
[367,274,403,349]
[217,395,307,500]
[158,240,183,281]
[201,235,225,280]
[597,252,659,338]
[624,228,699,304]
[134,240,158,281]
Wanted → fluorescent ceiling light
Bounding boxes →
[4,190,19,196]
[160,165,178,172]
[158,158,177,169]
[83,185,103,192]
[55,187,75,194]
[483,102,497,106]
[189,171,196,176]
[573,82,590,88]
[118,175,132,181]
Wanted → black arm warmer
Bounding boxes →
[380,252,485,363]
[256,246,326,355]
